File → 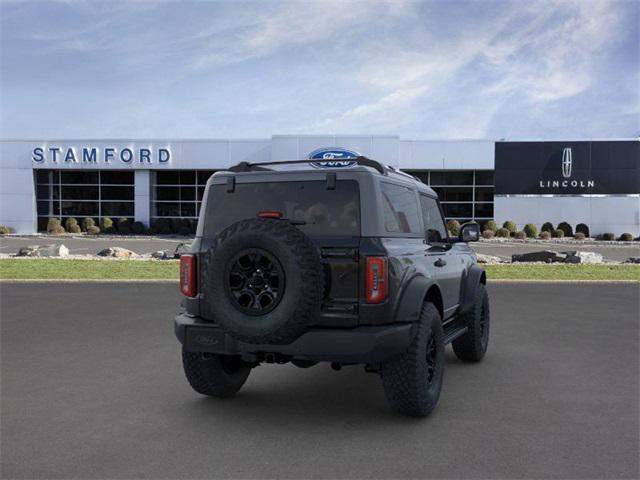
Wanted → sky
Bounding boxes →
[1,0,638,140]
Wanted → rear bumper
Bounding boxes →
[174,314,415,364]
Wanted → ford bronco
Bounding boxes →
[174,157,489,417]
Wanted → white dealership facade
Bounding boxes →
[0,135,638,235]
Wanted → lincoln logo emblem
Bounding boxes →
[561,147,572,178]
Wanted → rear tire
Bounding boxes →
[380,303,444,417]
[452,283,490,362]
[182,349,251,397]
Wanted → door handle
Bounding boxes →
[434,258,447,267]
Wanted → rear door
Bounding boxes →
[202,178,362,322]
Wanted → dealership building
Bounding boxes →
[0,136,638,235]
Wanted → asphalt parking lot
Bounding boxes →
[1,282,638,479]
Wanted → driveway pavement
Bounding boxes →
[2,235,638,261]
[1,282,638,479]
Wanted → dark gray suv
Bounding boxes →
[174,157,489,417]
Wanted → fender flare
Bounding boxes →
[459,265,487,315]
[392,274,441,323]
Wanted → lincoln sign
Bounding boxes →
[495,140,639,195]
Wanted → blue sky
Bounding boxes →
[1,0,638,140]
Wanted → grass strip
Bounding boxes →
[484,263,640,281]
[0,259,638,281]
[0,259,179,280]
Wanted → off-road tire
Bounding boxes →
[452,283,490,362]
[201,218,323,345]
[182,349,251,397]
[380,303,445,417]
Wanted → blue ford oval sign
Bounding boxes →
[308,147,360,168]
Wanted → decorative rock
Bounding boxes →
[511,250,566,263]
[624,257,640,264]
[17,245,40,257]
[173,242,192,259]
[17,244,69,257]
[97,247,136,258]
[561,251,604,264]
[151,250,170,260]
[476,253,503,264]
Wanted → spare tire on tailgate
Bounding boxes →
[201,218,324,345]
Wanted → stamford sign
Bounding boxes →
[32,146,171,165]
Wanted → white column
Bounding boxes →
[134,170,151,226]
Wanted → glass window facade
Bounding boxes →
[35,170,134,231]
[404,170,494,223]
[151,170,216,220]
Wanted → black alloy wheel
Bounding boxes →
[225,248,285,315]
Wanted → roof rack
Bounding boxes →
[387,165,423,183]
[227,156,386,174]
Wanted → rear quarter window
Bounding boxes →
[381,182,421,234]
[204,180,360,237]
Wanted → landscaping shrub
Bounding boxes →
[131,221,146,234]
[50,225,66,235]
[552,229,565,238]
[86,225,101,235]
[574,232,586,240]
[515,230,527,240]
[482,230,495,239]
[65,217,78,230]
[151,218,172,235]
[539,231,551,240]
[64,218,81,234]
[46,218,62,233]
[496,227,510,238]
[116,217,131,234]
[541,222,554,233]
[168,218,192,235]
[557,221,573,237]
[618,233,633,242]
[575,223,590,238]
[0,224,13,234]
[523,223,538,238]
[484,220,498,233]
[502,220,517,235]
[446,219,461,236]
[599,232,615,241]
[100,217,114,233]
[82,217,96,232]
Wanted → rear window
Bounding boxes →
[204,180,360,237]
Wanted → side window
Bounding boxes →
[420,195,448,243]
[381,182,421,234]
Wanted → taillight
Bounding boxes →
[365,256,388,304]
[180,254,197,297]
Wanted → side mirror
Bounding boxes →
[459,222,480,242]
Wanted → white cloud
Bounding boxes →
[481,0,622,103]
[192,1,413,70]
